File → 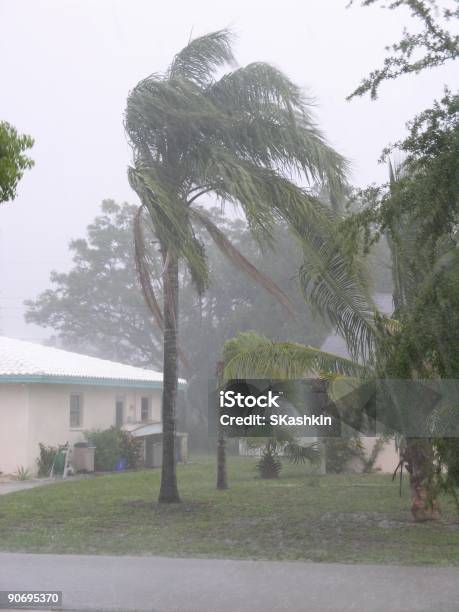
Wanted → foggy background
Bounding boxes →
[0,0,456,341]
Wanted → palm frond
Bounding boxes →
[190,207,295,316]
[206,64,347,197]
[169,29,236,86]
[188,143,339,246]
[133,205,164,331]
[285,441,321,465]
[222,330,271,366]
[132,204,190,370]
[128,163,209,294]
[223,332,366,381]
[297,221,377,362]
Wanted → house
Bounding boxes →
[0,336,187,475]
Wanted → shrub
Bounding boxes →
[15,466,31,481]
[85,428,143,471]
[119,430,143,469]
[256,444,282,479]
[323,432,364,474]
[85,428,121,471]
[37,443,59,477]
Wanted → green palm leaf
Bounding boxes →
[169,29,236,86]
[223,331,366,381]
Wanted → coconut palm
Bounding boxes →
[124,29,356,502]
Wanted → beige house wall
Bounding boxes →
[346,436,399,474]
[0,383,162,475]
[0,384,30,475]
[361,436,399,474]
[239,436,400,474]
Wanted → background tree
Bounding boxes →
[124,30,350,502]
[348,0,459,100]
[0,121,34,204]
[223,5,459,517]
[25,200,163,367]
[346,92,459,518]
[25,201,330,448]
[347,0,458,516]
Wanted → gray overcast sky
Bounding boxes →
[0,0,456,340]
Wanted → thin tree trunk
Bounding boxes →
[216,424,228,490]
[216,360,228,490]
[158,252,180,503]
[404,438,440,521]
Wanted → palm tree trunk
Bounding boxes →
[215,361,228,490]
[404,438,440,521]
[216,423,228,490]
[158,252,181,503]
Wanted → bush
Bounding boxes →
[85,428,143,471]
[85,428,120,471]
[256,444,282,479]
[37,443,59,477]
[119,430,143,469]
[15,466,31,481]
[435,438,459,487]
[323,432,364,474]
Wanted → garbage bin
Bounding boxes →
[114,457,128,472]
[53,449,66,474]
[72,443,96,473]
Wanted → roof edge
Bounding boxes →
[0,374,186,389]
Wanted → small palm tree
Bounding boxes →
[252,434,321,479]
[125,30,349,503]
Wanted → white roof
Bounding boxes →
[130,423,163,437]
[0,336,185,387]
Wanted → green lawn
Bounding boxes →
[0,456,458,565]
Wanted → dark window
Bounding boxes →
[141,397,150,422]
[70,394,82,428]
[115,399,124,428]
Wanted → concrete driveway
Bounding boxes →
[0,553,458,612]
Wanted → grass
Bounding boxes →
[0,455,458,565]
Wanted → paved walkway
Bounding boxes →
[0,479,55,495]
[0,553,458,612]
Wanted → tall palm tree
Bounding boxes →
[124,29,350,502]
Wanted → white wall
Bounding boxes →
[0,384,30,475]
[346,436,399,474]
[0,383,162,475]
[361,436,399,474]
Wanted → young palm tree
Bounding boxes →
[124,30,350,503]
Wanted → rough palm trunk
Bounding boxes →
[158,252,180,503]
[404,438,440,521]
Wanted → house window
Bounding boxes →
[115,398,124,428]
[70,394,82,428]
[141,397,150,422]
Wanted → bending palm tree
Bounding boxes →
[125,29,350,502]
